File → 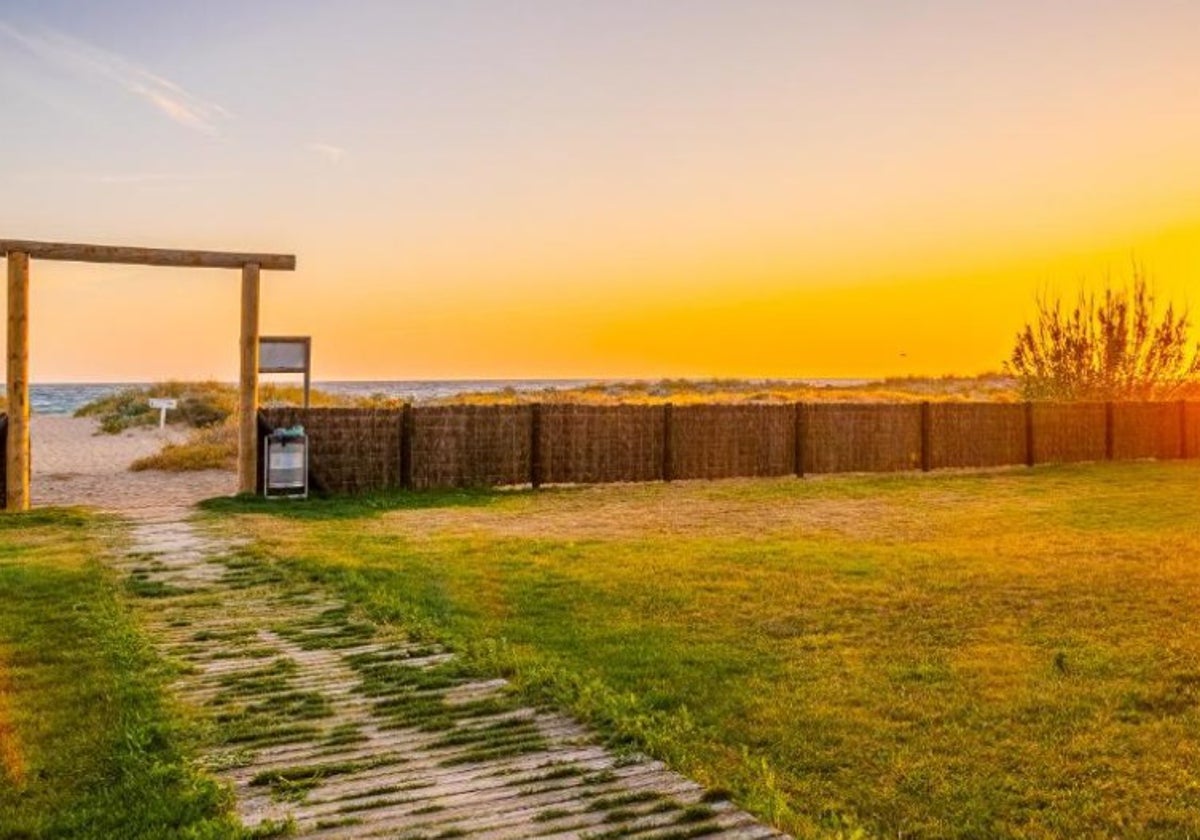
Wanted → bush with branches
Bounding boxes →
[1008,269,1200,400]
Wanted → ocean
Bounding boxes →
[24,381,591,415]
[23,379,870,416]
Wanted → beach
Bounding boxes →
[30,416,235,513]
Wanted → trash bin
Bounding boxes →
[264,426,308,499]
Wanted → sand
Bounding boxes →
[30,416,236,514]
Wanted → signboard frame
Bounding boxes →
[259,336,312,407]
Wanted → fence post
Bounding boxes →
[254,411,270,496]
[1024,401,1035,467]
[662,403,674,482]
[1179,400,1189,460]
[400,403,414,490]
[794,402,806,477]
[1105,401,1115,460]
[920,401,932,472]
[530,403,543,488]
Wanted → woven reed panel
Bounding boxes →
[539,405,663,484]
[804,404,921,473]
[928,403,1027,469]
[0,414,7,507]
[412,405,532,488]
[1111,402,1183,461]
[1031,402,1106,464]
[670,404,795,480]
[261,407,403,495]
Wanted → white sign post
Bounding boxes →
[148,398,178,429]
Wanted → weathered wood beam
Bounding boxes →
[0,239,295,271]
[238,263,262,494]
[6,251,30,511]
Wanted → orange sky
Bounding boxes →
[2,2,1199,382]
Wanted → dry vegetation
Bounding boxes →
[434,374,1019,406]
[209,461,1200,838]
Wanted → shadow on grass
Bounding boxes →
[199,487,512,520]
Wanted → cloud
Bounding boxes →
[10,170,233,185]
[0,20,231,134]
[306,142,346,164]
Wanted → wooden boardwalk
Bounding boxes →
[116,510,788,839]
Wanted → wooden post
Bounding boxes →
[794,402,807,477]
[238,263,261,495]
[662,403,674,482]
[1024,401,1035,467]
[6,252,30,511]
[1179,400,1188,460]
[919,401,932,473]
[1104,401,1115,461]
[529,403,543,489]
[400,403,414,490]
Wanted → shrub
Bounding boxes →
[1008,269,1200,400]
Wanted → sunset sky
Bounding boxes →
[2,0,1199,382]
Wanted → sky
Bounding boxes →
[1,0,1199,383]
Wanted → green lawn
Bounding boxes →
[207,462,1200,839]
[0,509,239,840]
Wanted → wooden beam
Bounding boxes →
[6,251,30,511]
[238,263,261,494]
[0,239,295,271]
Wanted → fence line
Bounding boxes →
[0,413,7,504]
[259,401,1198,495]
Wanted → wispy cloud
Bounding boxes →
[10,170,234,185]
[0,20,231,134]
[306,142,346,164]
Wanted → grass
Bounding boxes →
[0,509,242,838]
[206,461,1200,839]
[131,424,239,472]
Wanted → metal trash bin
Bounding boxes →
[264,426,308,499]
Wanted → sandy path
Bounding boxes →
[30,415,235,514]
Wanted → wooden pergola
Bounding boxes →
[2,239,296,511]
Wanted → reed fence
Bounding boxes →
[0,414,7,504]
[257,401,1200,495]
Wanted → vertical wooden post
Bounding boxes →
[6,252,30,511]
[662,403,674,482]
[529,403,543,489]
[400,403,414,490]
[794,402,807,477]
[237,263,261,495]
[1104,401,1115,461]
[1179,400,1188,460]
[919,401,932,473]
[1024,401,1035,467]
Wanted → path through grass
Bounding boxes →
[207,461,1200,838]
[0,509,239,839]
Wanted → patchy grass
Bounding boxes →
[0,509,241,838]
[132,423,239,472]
[207,461,1200,838]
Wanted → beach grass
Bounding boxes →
[0,509,241,839]
[204,461,1200,838]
